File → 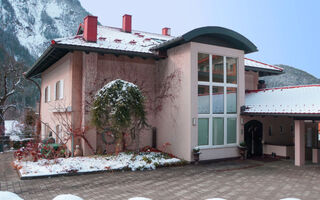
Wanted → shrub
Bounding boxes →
[14,141,68,162]
[92,79,148,152]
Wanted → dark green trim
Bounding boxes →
[151,26,258,54]
[241,112,320,118]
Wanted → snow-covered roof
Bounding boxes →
[245,58,283,73]
[54,25,174,55]
[244,85,320,115]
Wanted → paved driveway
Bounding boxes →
[1,152,320,200]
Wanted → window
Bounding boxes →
[269,126,272,136]
[280,126,284,134]
[55,80,64,100]
[198,53,209,82]
[44,86,50,103]
[212,55,224,83]
[198,118,209,145]
[197,53,238,147]
[227,118,237,144]
[212,118,224,145]
[198,85,210,114]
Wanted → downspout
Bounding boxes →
[23,73,41,142]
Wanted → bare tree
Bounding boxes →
[0,54,23,137]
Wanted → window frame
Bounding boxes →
[55,80,64,100]
[197,53,238,148]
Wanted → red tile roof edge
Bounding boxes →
[246,84,320,94]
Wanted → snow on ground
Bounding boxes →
[53,194,83,200]
[280,198,301,200]
[5,120,24,141]
[0,191,24,200]
[128,197,151,200]
[15,152,182,178]
[205,199,226,200]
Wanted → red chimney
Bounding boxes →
[162,27,171,36]
[122,14,132,33]
[83,15,98,42]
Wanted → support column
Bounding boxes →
[295,120,305,166]
[81,52,98,156]
[312,149,319,164]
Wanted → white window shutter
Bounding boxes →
[48,85,51,102]
[54,83,57,100]
[60,80,64,99]
[44,87,47,102]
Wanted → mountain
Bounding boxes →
[261,64,320,88]
[0,0,90,118]
[0,0,90,64]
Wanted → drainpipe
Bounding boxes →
[71,133,74,157]
[23,72,41,142]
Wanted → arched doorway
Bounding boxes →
[244,120,263,158]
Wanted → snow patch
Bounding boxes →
[0,191,24,200]
[97,79,138,95]
[15,152,182,178]
[128,197,151,200]
[46,2,63,18]
[53,194,83,200]
[280,198,301,200]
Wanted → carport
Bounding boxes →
[243,85,320,166]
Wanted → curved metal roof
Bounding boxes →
[151,26,258,54]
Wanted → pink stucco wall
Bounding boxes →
[156,43,192,161]
[245,71,259,90]
[40,53,73,149]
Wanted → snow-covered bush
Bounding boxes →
[92,79,148,152]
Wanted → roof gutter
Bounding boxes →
[245,66,284,75]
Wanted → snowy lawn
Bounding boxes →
[14,152,183,178]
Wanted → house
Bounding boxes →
[26,15,320,166]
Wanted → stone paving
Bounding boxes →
[1,152,320,200]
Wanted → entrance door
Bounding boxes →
[244,120,263,158]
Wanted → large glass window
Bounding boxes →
[197,53,238,147]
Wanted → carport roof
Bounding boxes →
[243,85,320,116]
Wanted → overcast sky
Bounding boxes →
[79,0,320,78]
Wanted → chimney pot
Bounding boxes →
[162,27,171,36]
[84,15,98,42]
[122,14,132,33]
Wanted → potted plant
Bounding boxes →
[238,141,247,160]
[193,147,201,164]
